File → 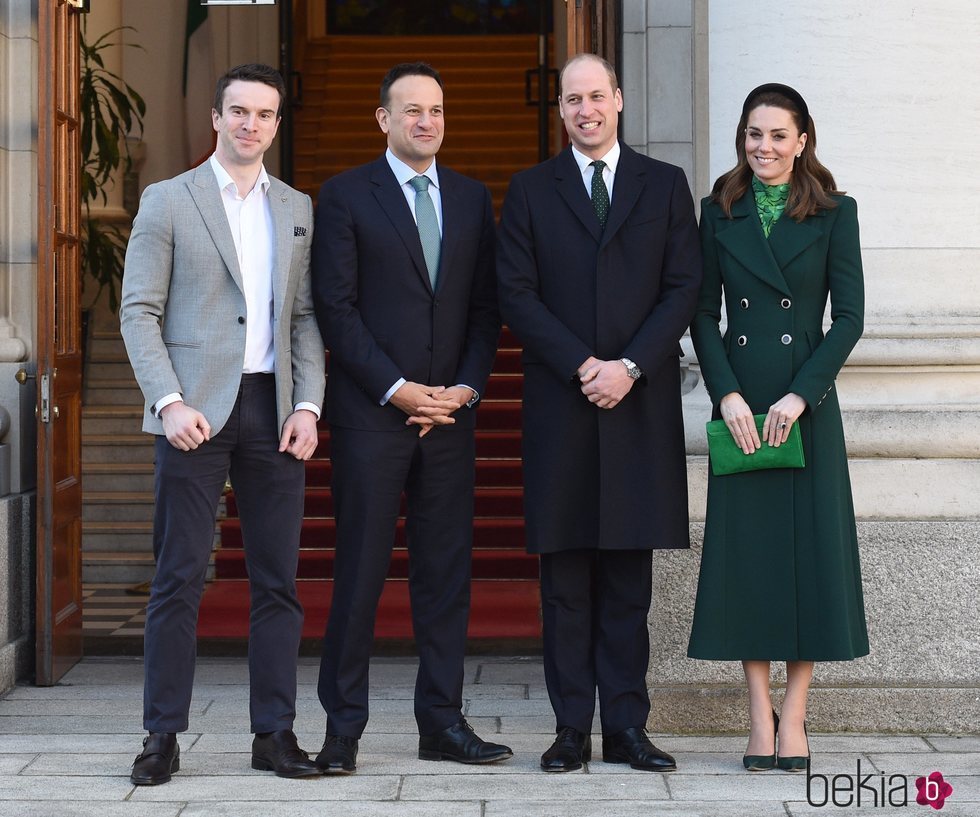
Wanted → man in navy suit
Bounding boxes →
[497,54,702,773]
[310,62,508,774]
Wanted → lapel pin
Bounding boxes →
[294,226,307,237]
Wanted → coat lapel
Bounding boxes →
[267,176,293,318]
[599,143,644,249]
[435,170,459,294]
[370,157,433,293]
[554,148,603,244]
[767,207,824,272]
[715,193,792,297]
[187,163,244,294]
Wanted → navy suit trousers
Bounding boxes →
[143,374,305,733]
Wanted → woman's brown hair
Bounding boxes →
[711,86,841,221]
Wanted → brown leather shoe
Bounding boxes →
[131,732,179,785]
[251,729,322,778]
[418,719,513,764]
[602,727,676,772]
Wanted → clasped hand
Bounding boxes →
[390,381,471,437]
[719,391,807,455]
[578,356,635,409]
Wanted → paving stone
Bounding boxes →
[789,806,977,817]
[0,753,34,773]
[475,662,547,686]
[0,717,154,735]
[467,698,555,717]
[0,734,200,754]
[0,775,135,800]
[399,772,669,801]
[0,804,182,817]
[866,752,980,776]
[488,802,789,817]
[928,736,980,752]
[0,699,204,717]
[130,773,400,802]
[667,772,813,800]
[181,802,482,817]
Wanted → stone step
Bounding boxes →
[85,361,137,381]
[81,551,156,584]
[82,406,144,435]
[82,463,154,492]
[684,400,980,459]
[81,380,144,405]
[81,491,155,523]
[685,456,980,522]
[81,551,214,584]
[82,520,154,550]
[87,331,128,361]
[82,435,154,464]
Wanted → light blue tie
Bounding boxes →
[409,175,441,289]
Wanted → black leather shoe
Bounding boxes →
[540,726,591,772]
[131,732,179,785]
[251,729,322,778]
[315,734,358,775]
[418,719,513,764]
[602,727,676,772]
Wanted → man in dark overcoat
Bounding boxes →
[496,53,702,773]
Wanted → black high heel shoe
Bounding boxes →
[776,720,809,772]
[743,709,778,771]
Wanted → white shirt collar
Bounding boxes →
[570,141,621,176]
[386,148,440,190]
[209,154,270,198]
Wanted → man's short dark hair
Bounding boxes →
[214,63,286,118]
[379,62,443,109]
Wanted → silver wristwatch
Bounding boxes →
[620,358,642,380]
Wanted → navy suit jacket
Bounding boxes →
[312,155,500,431]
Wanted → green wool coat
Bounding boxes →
[687,189,870,661]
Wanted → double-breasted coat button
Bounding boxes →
[740,298,749,309]
[237,316,245,324]
[781,298,792,309]
[737,335,748,347]
[781,333,793,345]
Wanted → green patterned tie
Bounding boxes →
[409,175,441,288]
[590,160,610,228]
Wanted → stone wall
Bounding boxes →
[0,0,39,695]
[624,0,980,731]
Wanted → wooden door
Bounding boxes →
[565,0,617,62]
[36,0,84,685]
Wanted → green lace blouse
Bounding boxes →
[752,176,791,238]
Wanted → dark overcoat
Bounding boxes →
[687,189,870,661]
[497,144,702,554]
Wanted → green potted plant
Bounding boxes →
[80,24,146,314]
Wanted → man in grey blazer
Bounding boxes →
[120,64,325,785]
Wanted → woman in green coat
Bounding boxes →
[687,84,869,772]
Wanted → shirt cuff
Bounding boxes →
[293,401,321,419]
[381,378,406,406]
[454,384,479,408]
[153,393,183,417]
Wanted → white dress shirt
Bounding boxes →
[153,155,319,419]
[571,141,621,203]
[379,149,477,409]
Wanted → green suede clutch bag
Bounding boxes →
[705,414,805,476]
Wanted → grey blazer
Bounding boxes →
[120,163,325,436]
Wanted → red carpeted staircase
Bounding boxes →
[199,329,540,641]
[198,33,545,642]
